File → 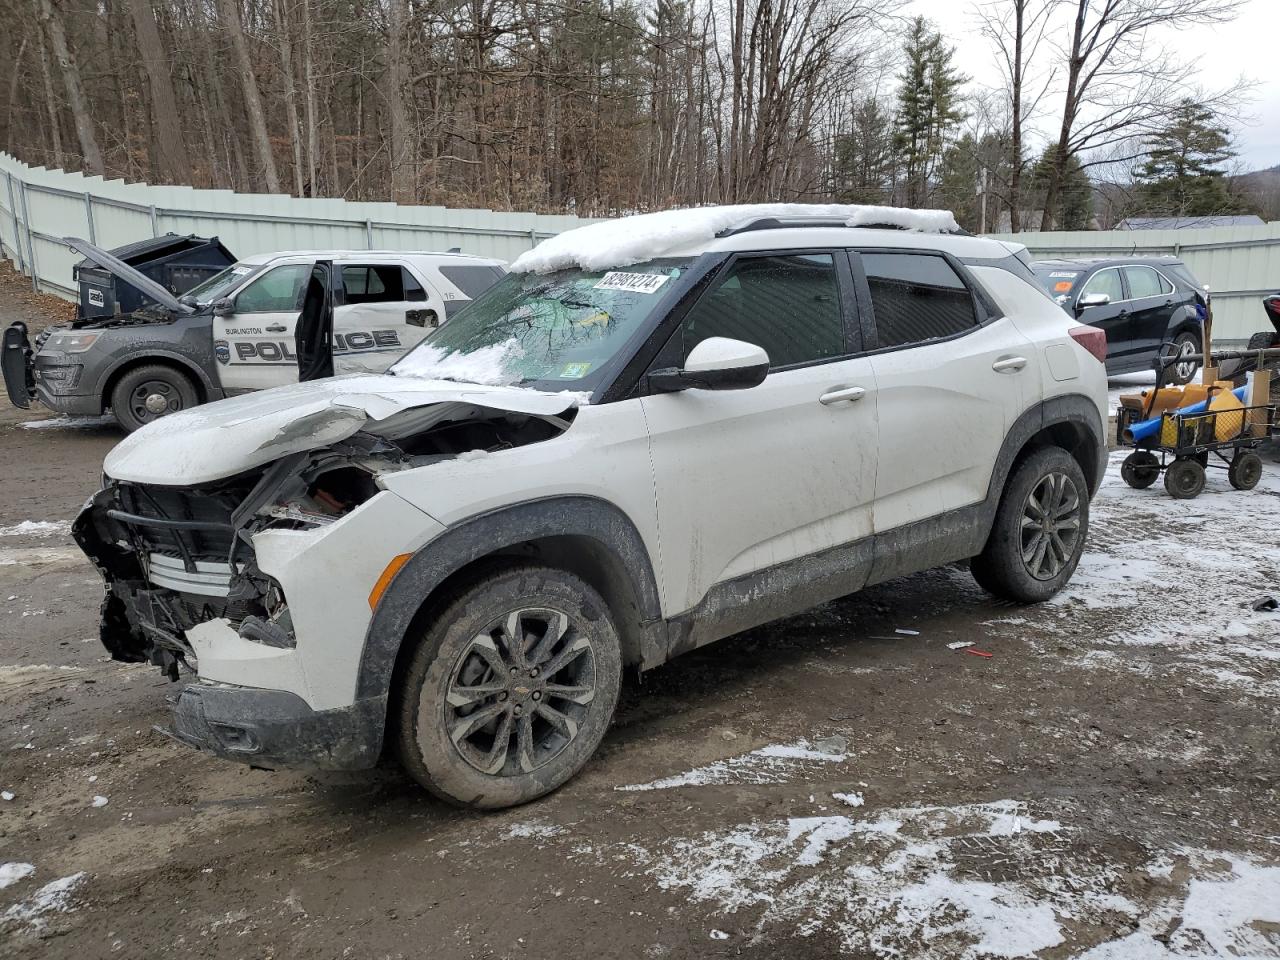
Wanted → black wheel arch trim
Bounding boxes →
[353,495,665,707]
[989,394,1107,507]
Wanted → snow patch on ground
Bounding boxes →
[0,521,64,538]
[0,863,34,889]
[1,872,85,929]
[18,415,115,431]
[616,739,849,791]
[632,799,1082,957]
[1036,451,1280,695]
[511,204,959,274]
[504,820,565,841]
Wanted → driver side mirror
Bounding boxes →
[1076,292,1110,312]
[648,337,770,393]
[212,297,235,317]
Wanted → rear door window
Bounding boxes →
[402,268,428,303]
[438,265,505,299]
[1123,265,1172,298]
[677,253,846,368]
[861,252,979,349]
[342,264,406,304]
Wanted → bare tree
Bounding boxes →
[976,0,1056,232]
[1039,0,1244,230]
[217,0,281,193]
[34,0,103,174]
[127,0,188,182]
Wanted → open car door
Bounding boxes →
[295,261,336,382]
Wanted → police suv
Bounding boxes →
[2,242,505,431]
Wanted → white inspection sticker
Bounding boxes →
[1047,271,1080,278]
[594,271,670,294]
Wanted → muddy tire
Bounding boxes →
[1228,451,1262,491]
[970,447,1089,603]
[396,565,622,809]
[1164,458,1205,499]
[1120,451,1160,489]
[110,364,198,433]
[1166,331,1201,386]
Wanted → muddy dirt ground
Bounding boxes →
[1,267,1278,959]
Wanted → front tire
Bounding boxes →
[1228,451,1262,490]
[396,565,622,809]
[109,364,199,432]
[971,447,1089,603]
[1164,458,1206,499]
[1121,451,1160,489]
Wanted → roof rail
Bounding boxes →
[716,216,971,238]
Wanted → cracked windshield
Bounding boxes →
[391,259,693,389]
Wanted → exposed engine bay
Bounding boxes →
[73,406,573,679]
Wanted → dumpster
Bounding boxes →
[74,233,235,320]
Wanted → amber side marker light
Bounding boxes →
[369,553,412,610]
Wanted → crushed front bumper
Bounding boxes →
[165,683,386,771]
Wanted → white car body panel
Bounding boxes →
[640,357,878,615]
[869,317,1035,533]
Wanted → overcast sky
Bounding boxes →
[906,0,1280,172]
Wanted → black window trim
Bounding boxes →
[627,246,865,396]
[846,247,1000,359]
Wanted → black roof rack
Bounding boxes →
[716,216,970,238]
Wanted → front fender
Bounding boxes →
[354,494,665,705]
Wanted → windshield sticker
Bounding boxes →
[559,362,592,379]
[594,272,670,294]
[1047,271,1079,279]
[1053,281,1073,292]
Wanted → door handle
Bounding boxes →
[992,356,1027,373]
[265,324,287,333]
[819,386,866,405]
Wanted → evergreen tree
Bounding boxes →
[1134,99,1240,217]
[1031,147,1091,230]
[893,17,967,207]
[832,98,896,204]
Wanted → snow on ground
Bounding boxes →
[1039,449,1280,695]
[511,204,960,274]
[1,872,85,931]
[0,521,64,538]
[552,798,1278,958]
[616,738,849,791]
[0,863,34,889]
[17,415,115,431]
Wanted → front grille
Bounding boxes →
[110,481,251,573]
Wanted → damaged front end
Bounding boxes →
[72,390,577,768]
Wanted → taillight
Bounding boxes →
[1068,324,1107,364]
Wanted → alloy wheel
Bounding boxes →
[446,607,596,776]
[1020,472,1082,581]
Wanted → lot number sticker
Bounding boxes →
[594,272,669,294]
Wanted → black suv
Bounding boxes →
[1033,257,1207,384]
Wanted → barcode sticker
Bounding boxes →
[594,271,669,294]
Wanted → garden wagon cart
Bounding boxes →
[1117,347,1280,500]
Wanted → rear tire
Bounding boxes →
[1164,458,1206,499]
[970,447,1089,603]
[1246,331,1277,352]
[1120,451,1160,489]
[109,364,199,433]
[1166,331,1201,386]
[1228,451,1263,491]
[396,565,622,809]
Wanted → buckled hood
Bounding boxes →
[103,374,586,485]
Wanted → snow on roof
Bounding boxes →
[510,204,961,274]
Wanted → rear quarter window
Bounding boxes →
[438,265,505,299]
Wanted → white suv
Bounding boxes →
[74,204,1108,809]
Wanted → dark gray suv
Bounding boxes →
[1033,257,1208,384]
